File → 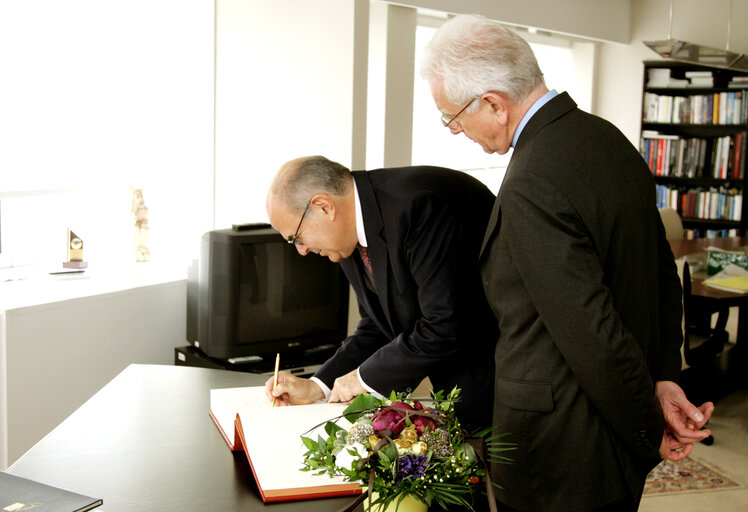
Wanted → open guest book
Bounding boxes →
[209,386,362,502]
[0,471,102,512]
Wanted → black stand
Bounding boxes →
[174,345,335,378]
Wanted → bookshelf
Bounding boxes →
[640,60,748,238]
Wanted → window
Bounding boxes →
[0,0,213,269]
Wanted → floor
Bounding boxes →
[640,388,748,511]
[641,305,747,512]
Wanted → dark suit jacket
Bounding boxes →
[480,93,683,511]
[314,166,499,429]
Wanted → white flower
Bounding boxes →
[335,442,368,470]
[411,441,428,456]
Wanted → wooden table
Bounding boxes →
[670,237,748,369]
[670,237,748,302]
[669,237,748,394]
[8,364,359,512]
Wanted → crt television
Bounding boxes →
[189,225,349,360]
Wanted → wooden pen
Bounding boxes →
[271,353,280,407]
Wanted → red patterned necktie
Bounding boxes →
[358,244,372,273]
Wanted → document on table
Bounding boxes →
[704,263,748,293]
[209,386,361,502]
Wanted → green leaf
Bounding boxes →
[342,393,380,423]
[301,436,317,450]
[324,421,346,437]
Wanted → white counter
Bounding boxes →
[0,262,187,468]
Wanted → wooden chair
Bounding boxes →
[680,261,728,368]
[659,207,684,241]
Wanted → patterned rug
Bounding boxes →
[643,456,742,495]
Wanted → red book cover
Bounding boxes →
[656,138,664,175]
[733,132,745,179]
[209,387,362,503]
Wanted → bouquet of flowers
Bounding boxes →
[300,388,513,511]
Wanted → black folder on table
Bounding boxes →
[0,471,102,512]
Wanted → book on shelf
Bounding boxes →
[0,471,102,512]
[689,77,714,87]
[209,386,362,503]
[729,76,748,88]
[641,132,745,180]
[645,68,690,88]
[684,71,713,78]
[685,70,714,88]
[656,185,742,222]
[642,90,747,125]
[647,67,670,88]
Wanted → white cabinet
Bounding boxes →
[0,265,186,468]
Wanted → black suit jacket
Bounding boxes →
[314,166,499,429]
[480,93,683,511]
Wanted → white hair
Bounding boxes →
[420,14,545,108]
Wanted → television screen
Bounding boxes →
[194,227,349,360]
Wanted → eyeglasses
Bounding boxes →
[286,200,311,245]
[441,97,478,131]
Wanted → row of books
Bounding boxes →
[646,69,714,88]
[683,228,740,239]
[642,90,747,125]
[655,184,743,221]
[729,76,748,89]
[641,131,746,179]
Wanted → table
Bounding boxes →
[669,238,748,396]
[669,237,748,350]
[670,237,748,300]
[7,364,358,512]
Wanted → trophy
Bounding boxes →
[63,229,88,269]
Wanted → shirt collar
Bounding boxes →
[353,179,367,247]
[511,89,558,148]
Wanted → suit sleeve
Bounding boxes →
[655,216,684,383]
[501,173,665,459]
[314,296,390,388]
[356,198,473,394]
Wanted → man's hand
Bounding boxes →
[264,372,325,406]
[659,430,691,461]
[329,369,366,403]
[655,380,714,443]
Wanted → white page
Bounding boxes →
[210,386,354,492]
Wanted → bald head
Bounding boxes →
[268,155,353,215]
[266,155,358,262]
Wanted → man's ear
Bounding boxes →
[481,91,510,125]
[311,193,336,219]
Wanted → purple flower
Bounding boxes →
[396,454,429,484]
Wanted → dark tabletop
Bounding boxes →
[8,364,358,511]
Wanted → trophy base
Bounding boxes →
[63,260,88,269]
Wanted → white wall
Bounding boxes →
[0,0,215,267]
[596,0,748,144]
[383,0,632,44]
[213,0,368,228]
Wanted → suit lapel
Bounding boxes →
[479,93,577,260]
[352,171,396,334]
[480,195,502,259]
